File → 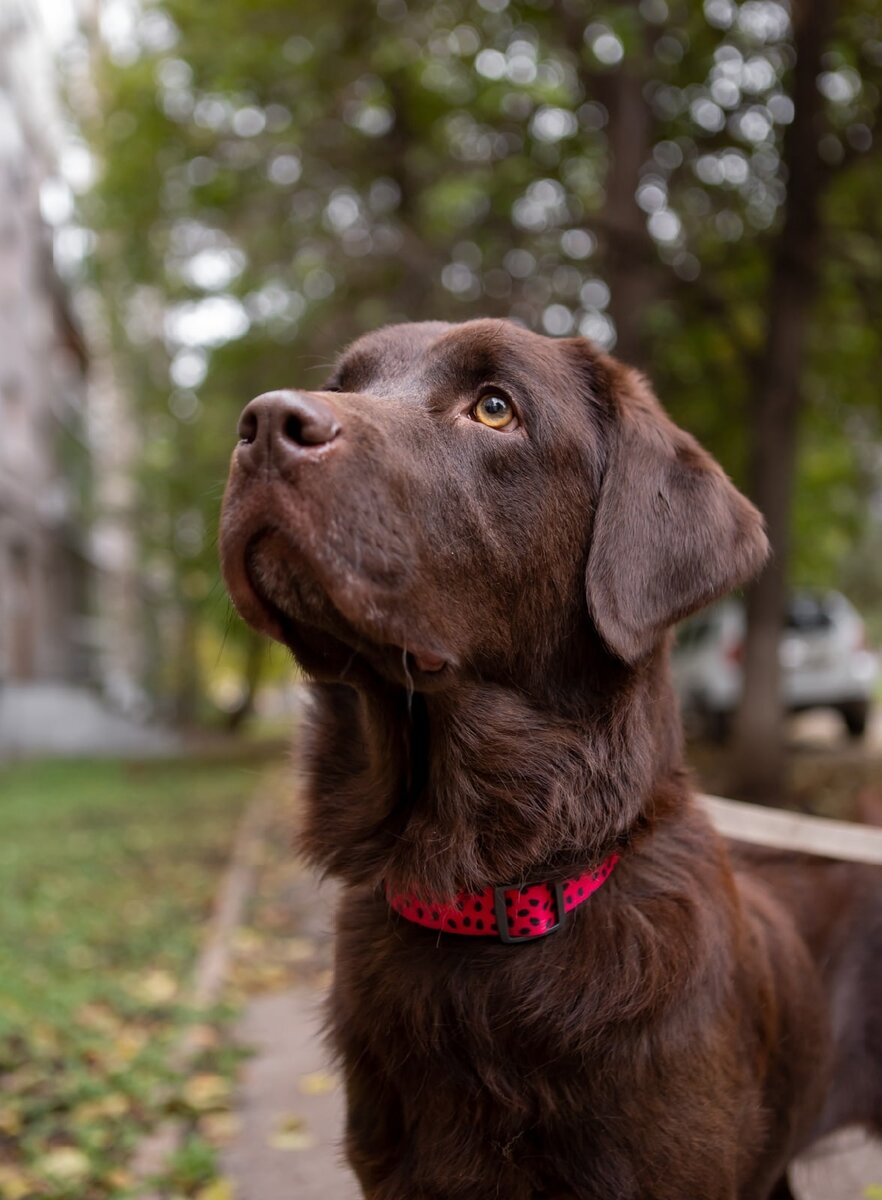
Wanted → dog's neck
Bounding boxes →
[299,649,687,900]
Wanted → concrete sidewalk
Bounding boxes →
[223,983,882,1200]
[222,987,357,1200]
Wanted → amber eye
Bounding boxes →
[473,392,515,429]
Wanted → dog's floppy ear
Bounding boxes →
[584,355,769,664]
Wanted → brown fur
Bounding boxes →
[220,319,882,1199]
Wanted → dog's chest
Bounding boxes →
[330,898,772,1199]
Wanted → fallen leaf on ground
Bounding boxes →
[186,1023,221,1052]
[130,968,178,1004]
[73,1092,130,1123]
[285,937,316,962]
[299,1070,338,1095]
[183,1073,232,1112]
[38,1147,91,1183]
[107,1168,134,1190]
[0,1166,32,1200]
[199,1111,241,1143]
[103,1027,149,1067]
[269,1113,317,1151]
[195,1178,235,1200]
[75,1002,120,1032]
[233,929,262,953]
[0,1106,21,1135]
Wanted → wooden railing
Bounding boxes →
[702,795,882,866]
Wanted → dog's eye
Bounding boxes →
[473,392,515,430]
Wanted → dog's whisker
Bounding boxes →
[215,605,237,667]
[401,645,415,711]
[339,648,359,680]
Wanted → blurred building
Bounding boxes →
[0,0,95,686]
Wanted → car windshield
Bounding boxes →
[785,595,834,633]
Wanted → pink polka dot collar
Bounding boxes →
[386,852,620,944]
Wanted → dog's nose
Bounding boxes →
[235,390,341,468]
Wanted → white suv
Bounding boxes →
[672,592,879,741]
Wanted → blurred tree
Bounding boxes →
[732,0,836,795]
[77,0,882,772]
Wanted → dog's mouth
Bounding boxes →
[229,526,453,684]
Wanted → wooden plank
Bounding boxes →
[790,1126,882,1200]
[701,794,882,866]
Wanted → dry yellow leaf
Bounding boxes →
[187,1023,220,1052]
[254,963,290,988]
[183,1073,231,1112]
[199,1111,241,1143]
[104,1028,148,1068]
[298,1070,338,1096]
[285,937,316,962]
[0,1165,32,1200]
[38,1147,91,1182]
[73,1092,130,1124]
[269,1113,317,1152]
[195,1178,235,1200]
[233,929,261,953]
[131,968,178,1004]
[106,1168,134,1190]
[30,1025,60,1054]
[0,1107,21,1136]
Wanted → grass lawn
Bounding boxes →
[0,753,268,1200]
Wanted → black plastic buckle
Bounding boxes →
[492,881,566,945]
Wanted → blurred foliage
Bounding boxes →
[0,755,255,1199]
[74,0,882,715]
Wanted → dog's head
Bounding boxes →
[220,319,767,688]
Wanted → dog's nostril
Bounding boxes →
[237,390,340,458]
[283,413,305,445]
[238,408,258,444]
[281,404,339,447]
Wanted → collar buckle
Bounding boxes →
[492,880,566,944]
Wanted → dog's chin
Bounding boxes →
[237,532,455,690]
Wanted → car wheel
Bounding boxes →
[839,701,869,740]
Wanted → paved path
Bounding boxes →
[224,984,882,1200]
[222,987,357,1200]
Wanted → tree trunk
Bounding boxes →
[225,631,266,733]
[732,0,834,801]
[172,599,201,727]
[554,0,658,366]
[600,35,657,368]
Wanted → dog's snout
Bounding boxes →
[236,390,341,468]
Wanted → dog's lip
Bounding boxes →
[225,536,289,644]
[226,524,456,676]
[407,650,447,673]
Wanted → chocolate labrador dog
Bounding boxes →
[220,319,881,1200]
